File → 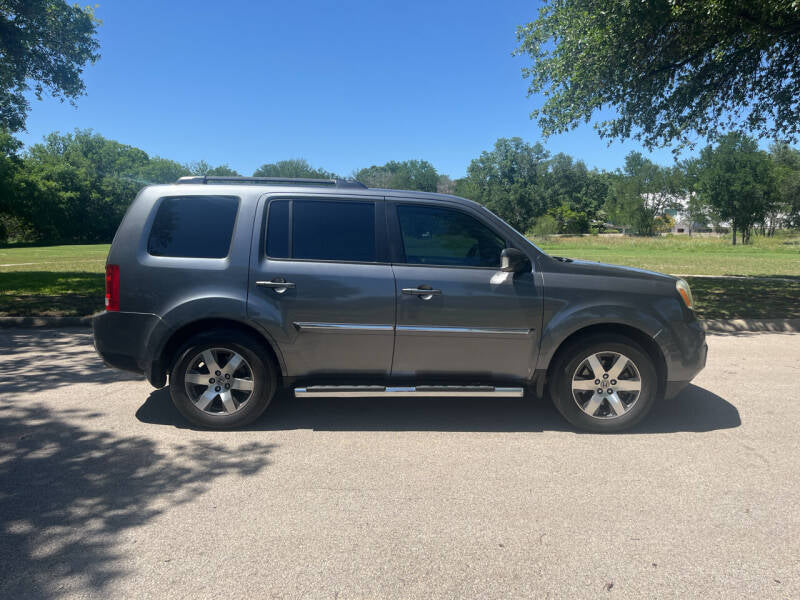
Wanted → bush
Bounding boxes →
[531,214,559,238]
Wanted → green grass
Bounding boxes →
[534,232,800,277]
[1,235,799,319]
[0,244,108,317]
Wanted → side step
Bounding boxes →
[293,385,524,398]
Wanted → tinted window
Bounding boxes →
[292,200,375,262]
[397,205,505,267]
[266,200,289,258]
[148,196,238,258]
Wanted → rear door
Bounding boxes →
[247,194,396,379]
[388,200,541,382]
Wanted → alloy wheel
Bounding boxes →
[571,351,642,419]
[183,347,255,415]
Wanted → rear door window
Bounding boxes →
[265,199,376,262]
[148,195,239,258]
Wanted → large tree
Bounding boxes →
[354,160,438,192]
[515,1,800,150]
[695,132,776,244]
[253,159,336,179]
[13,130,149,242]
[0,1,100,132]
[606,152,683,235]
[458,137,550,232]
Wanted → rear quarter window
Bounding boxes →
[148,195,239,258]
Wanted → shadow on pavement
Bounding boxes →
[2,328,142,392]
[0,403,275,599]
[138,384,740,434]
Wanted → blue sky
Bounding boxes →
[20,0,689,178]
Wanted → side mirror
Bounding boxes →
[500,248,531,273]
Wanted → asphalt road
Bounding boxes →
[1,328,798,599]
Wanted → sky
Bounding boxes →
[19,0,691,178]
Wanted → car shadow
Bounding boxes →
[137,384,740,434]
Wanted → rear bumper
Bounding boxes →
[93,310,164,384]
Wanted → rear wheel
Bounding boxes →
[549,334,658,432]
[169,332,276,429]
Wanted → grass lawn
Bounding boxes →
[1,234,799,319]
[535,232,800,277]
[0,244,108,317]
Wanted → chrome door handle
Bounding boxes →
[256,279,295,294]
[402,287,442,300]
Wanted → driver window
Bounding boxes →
[396,205,506,267]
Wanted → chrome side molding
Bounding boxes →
[293,385,524,398]
[293,322,394,333]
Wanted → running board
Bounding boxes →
[293,385,524,398]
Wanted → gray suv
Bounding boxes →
[93,176,707,432]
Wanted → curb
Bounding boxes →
[702,318,800,334]
[0,316,94,328]
[2,316,798,333]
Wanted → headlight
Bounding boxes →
[676,278,694,310]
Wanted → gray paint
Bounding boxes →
[93,181,706,396]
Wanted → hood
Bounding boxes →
[548,256,677,282]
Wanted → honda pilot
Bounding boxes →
[93,176,707,432]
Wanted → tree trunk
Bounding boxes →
[732,226,737,245]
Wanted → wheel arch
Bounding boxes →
[544,323,667,394]
[157,317,286,385]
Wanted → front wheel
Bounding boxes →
[549,335,659,432]
[169,332,277,429]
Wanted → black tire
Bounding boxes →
[549,334,658,432]
[169,330,277,429]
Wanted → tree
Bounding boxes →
[186,160,240,177]
[515,1,800,150]
[606,152,682,235]
[0,128,23,241]
[769,142,800,230]
[12,130,149,242]
[695,132,776,244]
[541,153,609,233]
[137,157,190,185]
[354,160,438,192]
[436,174,455,194]
[0,1,100,132]
[460,138,550,232]
[253,159,335,179]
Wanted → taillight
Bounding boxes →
[105,264,120,311]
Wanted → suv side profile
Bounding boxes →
[93,176,707,432]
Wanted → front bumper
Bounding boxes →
[664,340,707,398]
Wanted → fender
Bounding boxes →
[146,294,288,377]
[536,300,673,373]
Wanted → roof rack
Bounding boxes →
[175,175,367,189]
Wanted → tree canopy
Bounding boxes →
[0,0,100,132]
[253,159,336,179]
[515,1,800,149]
[354,160,438,192]
[694,132,776,244]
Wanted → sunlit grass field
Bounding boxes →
[1,234,799,318]
[534,232,800,277]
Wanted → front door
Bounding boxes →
[389,202,541,382]
[248,195,395,379]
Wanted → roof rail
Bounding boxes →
[175,175,367,189]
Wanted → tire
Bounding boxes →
[169,330,277,429]
[549,334,658,432]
